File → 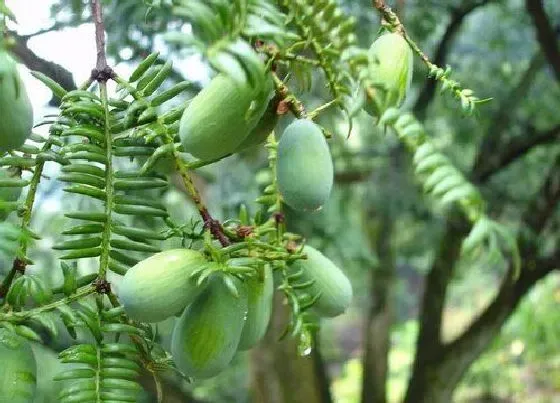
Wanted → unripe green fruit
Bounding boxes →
[364,32,413,118]
[0,328,37,403]
[118,249,209,323]
[171,276,248,378]
[0,51,33,153]
[179,74,269,160]
[238,265,274,350]
[290,246,352,317]
[0,168,22,220]
[235,95,279,152]
[277,119,333,211]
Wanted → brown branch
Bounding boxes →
[471,52,545,181]
[9,31,76,104]
[91,0,107,71]
[20,20,84,40]
[521,152,560,235]
[404,151,560,402]
[409,212,470,353]
[438,252,557,390]
[526,0,560,83]
[0,258,26,299]
[441,152,559,383]
[473,123,560,182]
[90,0,114,82]
[413,0,495,117]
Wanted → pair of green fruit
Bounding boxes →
[118,245,352,379]
[178,73,335,212]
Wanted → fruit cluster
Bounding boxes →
[118,245,351,379]
[0,26,418,391]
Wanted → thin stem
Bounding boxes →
[91,0,107,71]
[308,98,339,119]
[271,72,306,118]
[98,82,113,279]
[174,151,231,246]
[0,139,54,301]
[89,0,114,279]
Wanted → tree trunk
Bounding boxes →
[250,292,333,403]
[403,260,555,403]
[360,214,395,403]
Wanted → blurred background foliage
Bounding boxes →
[1,0,559,402]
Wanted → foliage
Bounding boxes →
[1,0,558,402]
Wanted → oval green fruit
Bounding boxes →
[235,88,278,152]
[238,265,274,350]
[364,32,413,118]
[0,51,33,153]
[277,119,333,211]
[0,168,22,220]
[179,74,268,160]
[0,328,37,403]
[171,275,248,378]
[290,246,352,317]
[118,249,208,323]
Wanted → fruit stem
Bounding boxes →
[271,72,307,118]
[173,151,231,246]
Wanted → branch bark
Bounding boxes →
[250,292,332,403]
[404,152,560,403]
[525,0,560,83]
[91,0,108,72]
[361,213,394,403]
[403,212,470,403]
[9,32,76,103]
[473,123,560,182]
[413,0,494,118]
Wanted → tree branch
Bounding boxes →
[473,123,560,182]
[405,151,560,402]
[19,20,83,40]
[521,152,560,235]
[9,31,76,103]
[439,152,560,382]
[413,0,494,117]
[525,0,560,83]
[471,51,545,181]
[408,211,470,370]
[439,252,557,387]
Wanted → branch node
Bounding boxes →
[93,278,111,294]
[90,66,116,83]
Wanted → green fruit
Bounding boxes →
[290,246,352,317]
[277,119,333,211]
[179,74,269,160]
[235,94,279,152]
[0,328,37,403]
[171,275,248,378]
[0,51,33,153]
[118,249,209,323]
[238,265,274,350]
[0,168,22,220]
[364,32,413,117]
